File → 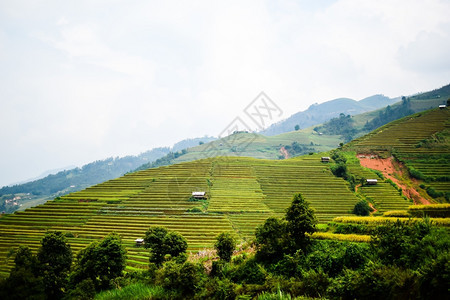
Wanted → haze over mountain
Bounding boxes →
[1,0,449,189]
[261,95,397,136]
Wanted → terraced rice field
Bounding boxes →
[0,154,420,277]
[349,108,450,195]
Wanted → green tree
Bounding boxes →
[255,217,287,263]
[144,226,187,266]
[285,193,317,251]
[37,231,72,299]
[214,232,236,262]
[0,246,44,299]
[295,124,300,131]
[156,261,204,296]
[353,200,371,216]
[71,233,127,291]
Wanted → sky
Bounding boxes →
[0,0,449,187]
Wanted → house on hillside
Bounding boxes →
[192,191,207,199]
[366,179,378,185]
[439,105,446,109]
[321,157,330,163]
[135,238,144,247]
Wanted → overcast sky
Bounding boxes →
[1,0,449,187]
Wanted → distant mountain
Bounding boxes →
[261,95,396,136]
[172,136,217,152]
[6,165,77,186]
[134,85,450,173]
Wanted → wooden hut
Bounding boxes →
[192,191,207,199]
[366,179,378,185]
[321,157,330,163]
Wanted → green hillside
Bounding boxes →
[346,107,450,201]
[0,151,398,277]
[0,88,449,279]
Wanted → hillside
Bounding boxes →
[261,94,396,136]
[0,105,449,278]
[0,148,171,213]
[0,137,217,214]
[346,107,450,202]
[3,85,447,215]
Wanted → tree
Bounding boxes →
[71,233,127,291]
[285,193,317,251]
[37,231,72,299]
[144,226,187,266]
[353,200,371,216]
[255,217,287,263]
[256,194,317,262]
[0,246,44,299]
[214,232,236,262]
[295,124,300,131]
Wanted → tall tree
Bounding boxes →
[285,193,317,252]
[214,232,236,262]
[37,231,72,299]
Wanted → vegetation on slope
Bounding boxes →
[1,196,448,299]
[347,107,450,202]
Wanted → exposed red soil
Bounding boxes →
[358,155,431,205]
[280,147,289,159]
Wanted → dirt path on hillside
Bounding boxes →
[358,155,431,205]
[280,147,289,159]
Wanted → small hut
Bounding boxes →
[135,238,144,247]
[321,157,330,163]
[439,105,447,109]
[366,179,378,185]
[192,191,207,200]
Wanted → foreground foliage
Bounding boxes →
[1,195,449,299]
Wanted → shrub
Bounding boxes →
[353,200,372,216]
[300,269,330,298]
[232,258,267,285]
[426,186,444,198]
[215,232,236,262]
[156,261,203,295]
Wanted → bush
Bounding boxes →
[426,186,444,198]
[300,269,330,298]
[156,261,203,295]
[232,258,267,285]
[215,232,236,262]
[353,200,372,216]
[330,163,348,178]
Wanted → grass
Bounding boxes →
[95,283,167,300]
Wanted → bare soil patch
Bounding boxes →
[280,147,289,159]
[358,155,431,205]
